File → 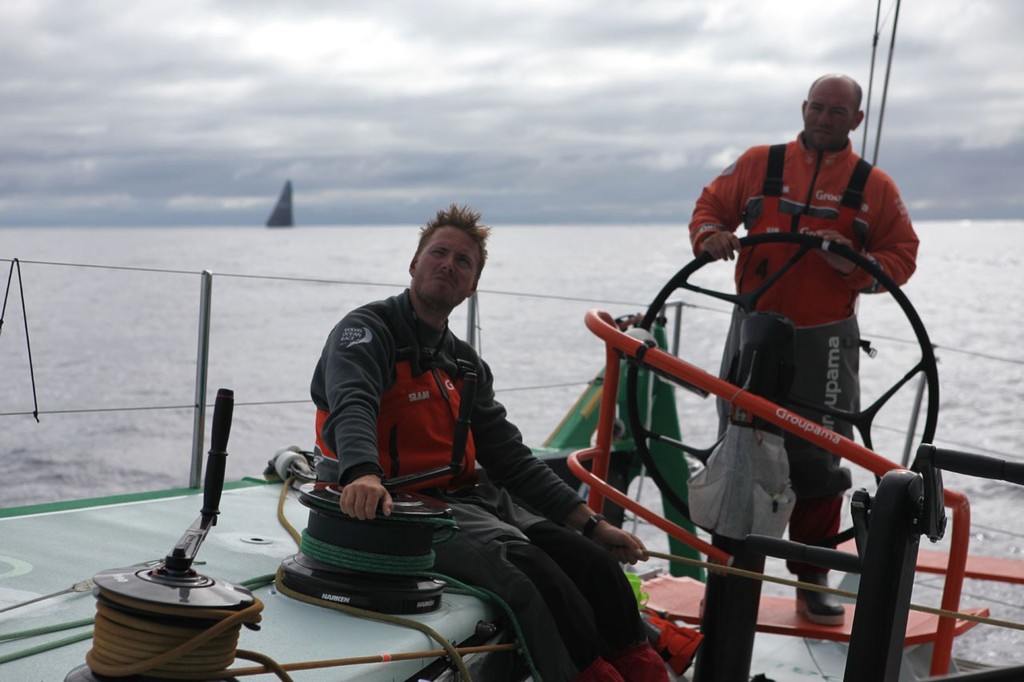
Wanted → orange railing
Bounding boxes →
[567,309,971,677]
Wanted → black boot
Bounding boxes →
[796,572,845,625]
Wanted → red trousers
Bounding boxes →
[786,495,843,575]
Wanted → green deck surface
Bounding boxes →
[0,481,498,681]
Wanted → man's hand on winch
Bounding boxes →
[339,474,394,520]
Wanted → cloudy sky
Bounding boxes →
[2,0,1022,227]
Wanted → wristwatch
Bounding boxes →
[582,513,606,538]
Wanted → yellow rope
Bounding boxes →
[85,588,284,680]
[224,643,520,677]
[648,550,1024,632]
[276,475,303,547]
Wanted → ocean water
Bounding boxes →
[2,220,1023,666]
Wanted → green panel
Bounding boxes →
[540,321,705,581]
[542,371,605,450]
[616,323,704,580]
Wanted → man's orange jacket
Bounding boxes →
[689,136,918,327]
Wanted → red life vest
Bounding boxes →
[735,144,874,327]
[315,359,478,492]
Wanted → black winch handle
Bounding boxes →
[448,372,477,476]
[201,388,234,522]
[162,388,234,574]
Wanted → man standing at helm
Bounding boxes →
[688,74,919,624]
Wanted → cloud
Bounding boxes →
[1,0,1021,226]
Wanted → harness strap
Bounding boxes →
[840,157,874,247]
[762,144,786,197]
[841,158,873,209]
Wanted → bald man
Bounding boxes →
[688,74,918,624]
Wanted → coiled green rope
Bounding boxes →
[300,530,437,573]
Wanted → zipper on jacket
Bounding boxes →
[431,368,461,427]
[793,149,824,231]
[431,367,450,402]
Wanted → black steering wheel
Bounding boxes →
[625,232,939,525]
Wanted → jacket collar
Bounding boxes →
[796,133,855,167]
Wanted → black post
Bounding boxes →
[694,312,794,682]
[844,469,923,682]
[693,534,765,682]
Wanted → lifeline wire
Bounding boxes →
[1,259,40,421]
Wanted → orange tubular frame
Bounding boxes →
[569,309,971,677]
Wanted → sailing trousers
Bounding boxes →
[513,521,648,667]
[431,486,646,681]
[787,494,843,575]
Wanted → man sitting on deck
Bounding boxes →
[311,204,670,681]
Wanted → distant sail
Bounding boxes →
[266,180,294,227]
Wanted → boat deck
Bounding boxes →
[2,478,1015,681]
[643,575,987,645]
[0,480,498,681]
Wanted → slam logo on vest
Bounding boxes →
[337,326,373,348]
[408,390,430,403]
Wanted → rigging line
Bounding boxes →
[861,0,883,157]
[933,345,1023,365]
[0,404,194,417]
[1,256,697,312]
[497,380,591,394]
[217,270,719,317]
[856,329,1023,365]
[0,388,587,418]
[844,420,1023,469]
[0,398,313,418]
[0,257,408,289]
[0,260,11,336]
[477,287,720,313]
[0,257,199,277]
[476,287,650,308]
[215,271,408,289]
[872,0,902,165]
[0,260,40,422]
[866,422,1021,462]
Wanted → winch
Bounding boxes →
[65,389,261,682]
[277,372,477,615]
[278,485,453,614]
